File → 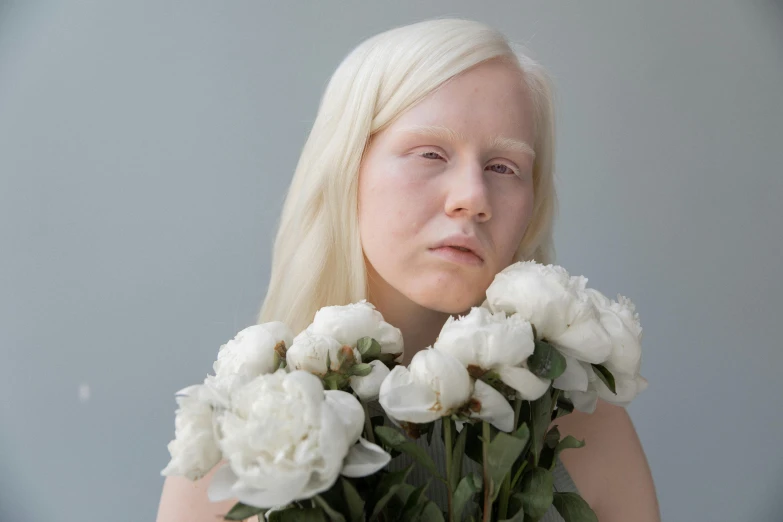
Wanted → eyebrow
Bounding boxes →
[401,124,536,159]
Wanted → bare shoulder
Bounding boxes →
[156,461,242,522]
[552,400,661,522]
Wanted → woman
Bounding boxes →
[157,18,660,521]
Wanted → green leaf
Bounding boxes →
[356,337,381,358]
[340,478,364,522]
[374,425,406,446]
[323,373,348,391]
[498,499,526,521]
[313,496,346,522]
[369,464,414,521]
[512,423,530,444]
[224,502,266,521]
[383,483,415,514]
[375,352,399,365]
[349,363,373,377]
[374,426,442,479]
[527,340,567,380]
[509,459,528,491]
[553,397,574,420]
[399,479,431,521]
[519,467,554,521]
[555,435,585,454]
[486,431,527,502]
[268,507,328,522]
[538,425,562,470]
[591,364,617,394]
[450,422,469,492]
[508,493,524,519]
[418,501,445,522]
[551,436,585,470]
[453,472,483,522]
[529,392,553,467]
[552,492,598,522]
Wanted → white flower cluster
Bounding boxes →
[161,262,647,511]
[161,304,396,508]
[484,261,647,413]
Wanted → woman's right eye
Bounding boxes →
[420,151,443,160]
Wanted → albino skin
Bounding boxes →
[156,59,660,522]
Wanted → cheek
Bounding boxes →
[359,163,431,240]
[495,189,535,260]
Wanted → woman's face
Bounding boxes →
[358,58,537,314]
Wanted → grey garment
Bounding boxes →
[367,402,578,521]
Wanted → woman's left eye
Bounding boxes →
[486,163,518,176]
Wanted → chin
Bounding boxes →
[407,280,487,315]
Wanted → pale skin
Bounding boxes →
[157,58,660,521]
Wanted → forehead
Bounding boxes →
[387,59,535,144]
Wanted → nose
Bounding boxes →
[443,161,492,222]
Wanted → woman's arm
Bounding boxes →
[156,461,256,522]
[554,400,661,522]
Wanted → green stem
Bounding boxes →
[362,402,375,444]
[498,397,523,519]
[443,418,455,522]
[482,422,492,522]
[498,474,511,519]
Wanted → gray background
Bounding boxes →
[1,1,781,521]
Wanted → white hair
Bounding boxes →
[258,18,558,334]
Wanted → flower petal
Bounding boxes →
[568,390,598,414]
[408,349,472,412]
[341,437,391,477]
[469,379,514,432]
[350,360,390,401]
[552,355,589,392]
[207,463,239,502]
[497,366,550,400]
[549,302,612,364]
[323,389,365,445]
[232,471,311,509]
[378,366,442,424]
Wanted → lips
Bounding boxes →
[429,235,485,265]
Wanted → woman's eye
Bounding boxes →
[420,151,443,160]
[486,163,518,176]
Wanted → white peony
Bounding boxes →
[285,334,354,376]
[379,348,514,432]
[555,289,647,412]
[211,322,293,397]
[563,363,649,413]
[434,307,549,401]
[208,370,390,508]
[584,289,643,378]
[349,359,390,401]
[285,333,387,400]
[296,300,404,360]
[161,384,222,481]
[485,261,612,364]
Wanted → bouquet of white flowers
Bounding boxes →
[162,261,647,521]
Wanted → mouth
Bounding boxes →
[429,237,485,266]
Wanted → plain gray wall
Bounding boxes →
[1,1,781,521]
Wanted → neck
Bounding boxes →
[367,272,450,365]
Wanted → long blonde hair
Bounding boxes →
[258,18,558,334]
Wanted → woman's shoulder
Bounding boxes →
[553,400,661,521]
